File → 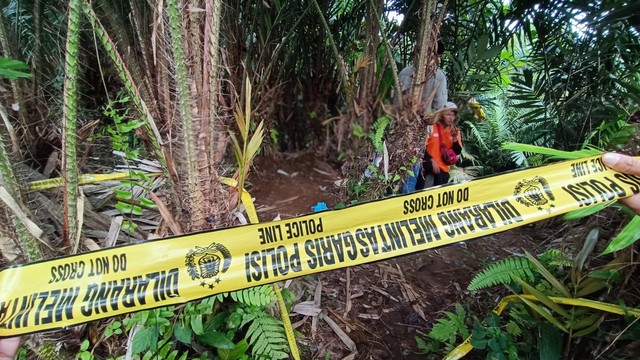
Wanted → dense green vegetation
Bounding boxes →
[0,0,639,359]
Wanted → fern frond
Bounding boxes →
[220,285,277,307]
[539,249,572,267]
[468,257,535,291]
[244,312,289,359]
[369,115,390,153]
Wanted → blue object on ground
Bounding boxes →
[401,162,421,193]
[312,202,329,212]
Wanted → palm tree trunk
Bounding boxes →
[410,0,437,105]
[0,131,43,262]
[167,0,206,230]
[61,0,82,248]
[200,0,224,205]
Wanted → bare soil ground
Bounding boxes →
[249,151,549,360]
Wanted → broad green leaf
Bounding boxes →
[588,269,621,282]
[115,202,143,216]
[196,331,235,349]
[217,340,249,360]
[121,220,138,232]
[191,314,204,335]
[139,198,157,208]
[114,189,133,200]
[0,57,31,79]
[539,323,562,360]
[602,216,640,254]
[132,326,159,354]
[80,339,90,351]
[173,323,192,344]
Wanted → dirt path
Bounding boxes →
[250,151,545,359]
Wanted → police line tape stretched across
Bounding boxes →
[1,155,639,337]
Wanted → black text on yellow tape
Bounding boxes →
[1,155,639,337]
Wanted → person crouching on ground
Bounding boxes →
[416,102,462,189]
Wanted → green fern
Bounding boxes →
[369,115,391,153]
[242,310,289,359]
[468,257,536,291]
[140,339,188,360]
[215,285,277,307]
[538,249,572,267]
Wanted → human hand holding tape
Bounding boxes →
[602,152,640,214]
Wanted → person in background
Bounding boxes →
[0,337,21,360]
[416,101,462,190]
[396,41,447,114]
[398,41,448,193]
[602,152,640,214]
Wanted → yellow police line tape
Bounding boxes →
[29,171,299,357]
[219,177,300,360]
[444,295,640,360]
[27,172,163,192]
[1,155,639,345]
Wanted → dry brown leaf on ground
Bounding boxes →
[0,237,20,261]
[321,311,357,354]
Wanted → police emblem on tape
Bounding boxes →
[185,243,231,290]
[514,176,556,213]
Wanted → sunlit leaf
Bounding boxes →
[602,216,640,254]
[501,143,601,160]
[563,201,614,220]
[0,57,31,79]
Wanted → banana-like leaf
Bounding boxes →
[525,250,572,298]
[575,277,609,298]
[563,201,614,220]
[539,323,562,360]
[569,313,600,331]
[573,228,599,274]
[516,277,571,319]
[501,143,601,160]
[571,317,602,338]
[602,216,640,255]
[243,79,252,140]
[517,295,568,333]
[246,121,265,164]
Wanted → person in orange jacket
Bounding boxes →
[416,102,462,189]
